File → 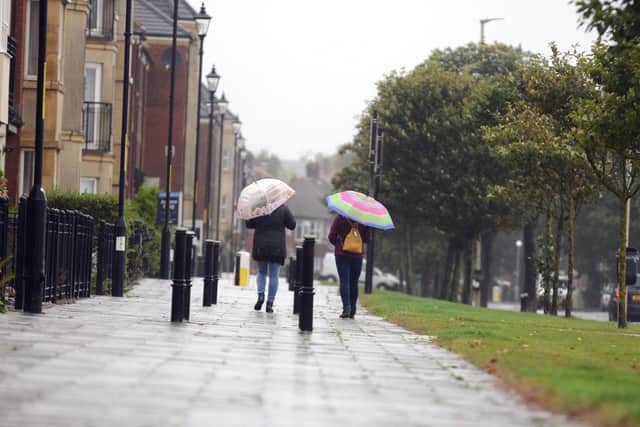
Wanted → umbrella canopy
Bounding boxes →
[326,191,394,230]
[237,178,295,220]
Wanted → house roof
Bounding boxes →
[287,177,333,221]
[135,0,192,38]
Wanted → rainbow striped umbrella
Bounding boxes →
[326,191,394,230]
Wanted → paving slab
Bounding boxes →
[0,277,591,427]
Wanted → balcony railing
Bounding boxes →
[82,101,112,153]
[86,0,114,40]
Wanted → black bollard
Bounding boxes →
[234,253,240,287]
[171,229,187,322]
[298,237,315,332]
[203,240,214,306]
[293,246,303,314]
[212,241,220,304]
[184,231,194,320]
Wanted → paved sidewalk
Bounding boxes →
[0,278,589,427]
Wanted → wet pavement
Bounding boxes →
[0,277,591,427]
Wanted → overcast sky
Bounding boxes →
[190,0,597,160]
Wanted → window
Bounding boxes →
[0,0,9,53]
[222,148,230,171]
[19,149,35,196]
[79,177,98,194]
[220,195,227,222]
[25,0,39,78]
[87,0,102,34]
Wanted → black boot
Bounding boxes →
[254,293,265,311]
[266,301,274,313]
[340,305,351,318]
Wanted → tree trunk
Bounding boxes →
[543,209,553,314]
[565,197,575,318]
[551,203,564,316]
[479,232,495,308]
[524,220,538,312]
[618,195,629,328]
[448,248,462,302]
[440,240,455,300]
[461,238,473,305]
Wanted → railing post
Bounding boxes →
[14,195,27,309]
[293,246,302,314]
[171,229,186,323]
[184,231,194,321]
[298,237,315,332]
[0,198,7,306]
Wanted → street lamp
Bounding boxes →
[159,0,182,279]
[231,133,246,254]
[191,3,211,232]
[214,110,236,241]
[480,17,503,44]
[112,0,135,297]
[212,92,228,241]
[364,111,378,294]
[23,0,49,312]
[515,239,523,302]
[203,65,221,240]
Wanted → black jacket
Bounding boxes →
[246,205,296,265]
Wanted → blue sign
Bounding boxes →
[157,192,182,225]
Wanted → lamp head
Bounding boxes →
[195,3,211,37]
[217,92,228,115]
[206,65,220,93]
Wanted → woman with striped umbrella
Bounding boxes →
[326,191,394,319]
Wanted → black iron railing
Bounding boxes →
[87,0,114,40]
[0,197,97,307]
[83,101,112,152]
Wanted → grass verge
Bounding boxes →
[360,291,640,427]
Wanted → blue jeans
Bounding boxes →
[256,261,281,303]
[335,254,363,314]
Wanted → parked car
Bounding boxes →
[319,253,402,290]
[607,284,640,322]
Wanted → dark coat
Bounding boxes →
[246,205,296,265]
[328,215,370,258]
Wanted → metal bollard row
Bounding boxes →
[298,237,315,332]
[203,240,220,306]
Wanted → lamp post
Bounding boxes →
[190,4,211,233]
[159,0,182,279]
[364,111,378,294]
[480,17,503,44]
[23,0,49,312]
[231,134,246,254]
[203,66,221,240]
[515,239,523,302]
[214,95,229,241]
[112,0,135,297]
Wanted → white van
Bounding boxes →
[319,253,402,290]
